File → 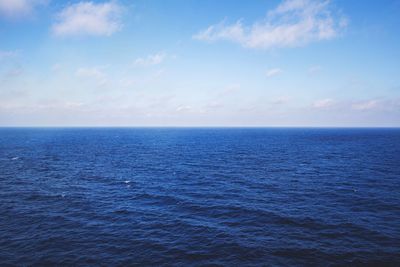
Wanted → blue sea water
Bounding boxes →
[0,128,399,266]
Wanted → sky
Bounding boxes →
[0,0,399,127]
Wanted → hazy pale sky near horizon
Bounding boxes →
[0,0,399,126]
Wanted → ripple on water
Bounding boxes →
[0,128,399,265]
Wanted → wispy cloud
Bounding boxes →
[0,50,19,60]
[0,50,23,81]
[52,1,123,37]
[51,63,62,72]
[0,0,46,19]
[205,102,223,109]
[219,83,241,96]
[271,96,290,105]
[352,100,379,111]
[134,52,166,66]
[266,68,283,77]
[194,0,347,49]
[313,98,334,108]
[1,66,23,82]
[76,66,108,86]
[175,105,192,112]
[308,65,322,75]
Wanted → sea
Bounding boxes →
[0,128,399,266]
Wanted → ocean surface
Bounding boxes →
[0,128,399,266]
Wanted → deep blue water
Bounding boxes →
[0,128,399,266]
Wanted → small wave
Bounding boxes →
[11,157,19,160]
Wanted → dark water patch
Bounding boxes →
[0,128,399,265]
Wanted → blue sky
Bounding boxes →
[0,0,399,126]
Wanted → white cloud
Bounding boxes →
[176,105,192,112]
[352,100,379,111]
[0,0,46,18]
[76,67,108,86]
[193,0,347,49]
[194,20,245,43]
[206,102,223,109]
[52,1,123,37]
[313,98,334,108]
[134,53,166,66]
[76,67,104,78]
[266,68,283,77]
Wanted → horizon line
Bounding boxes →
[1,125,400,129]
